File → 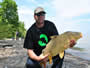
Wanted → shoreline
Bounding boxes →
[63,52,90,68]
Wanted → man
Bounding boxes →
[24,7,75,68]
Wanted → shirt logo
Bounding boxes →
[38,34,48,46]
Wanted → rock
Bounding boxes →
[0,40,14,48]
[62,53,89,68]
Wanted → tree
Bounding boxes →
[0,0,26,39]
[0,23,12,39]
[18,21,26,38]
[1,0,19,36]
[0,2,3,23]
[1,0,19,24]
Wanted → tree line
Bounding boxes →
[0,0,26,40]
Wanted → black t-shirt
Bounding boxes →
[24,20,58,56]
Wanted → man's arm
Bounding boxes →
[27,49,48,61]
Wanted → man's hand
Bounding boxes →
[70,39,76,48]
[28,49,48,62]
[39,54,49,62]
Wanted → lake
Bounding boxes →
[66,40,90,61]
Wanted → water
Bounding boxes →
[66,41,90,61]
[66,48,90,61]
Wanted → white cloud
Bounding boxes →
[37,1,52,7]
[52,0,90,18]
[26,0,38,4]
[72,19,90,23]
[18,6,33,15]
[17,6,34,29]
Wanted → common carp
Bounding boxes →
[40,31,82,67]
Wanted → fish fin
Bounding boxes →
[40,62,43,67]
[40,62,46,68]
[50,35,58,39]
[59,52,64,59]
[48,55,52,64]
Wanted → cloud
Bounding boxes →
[52,0,90,18]
[17,6,34,29]
[18,6,33,15]
[72,19,90,23]
[26,0,38,4]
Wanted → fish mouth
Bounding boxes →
[80,33,83,37]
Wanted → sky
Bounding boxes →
[0,0,90,49]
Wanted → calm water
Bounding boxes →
[66,48,90,61]
[66,42,90,61]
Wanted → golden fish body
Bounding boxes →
[41,31,82,64]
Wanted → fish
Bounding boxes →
[40,31,82,67]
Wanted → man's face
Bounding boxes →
[34,12,45,24]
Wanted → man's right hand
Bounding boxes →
[38,54,49,62]
[27,49,49,62]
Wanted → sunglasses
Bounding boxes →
[35,13,45,16]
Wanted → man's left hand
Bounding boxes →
[70,39,76,48]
